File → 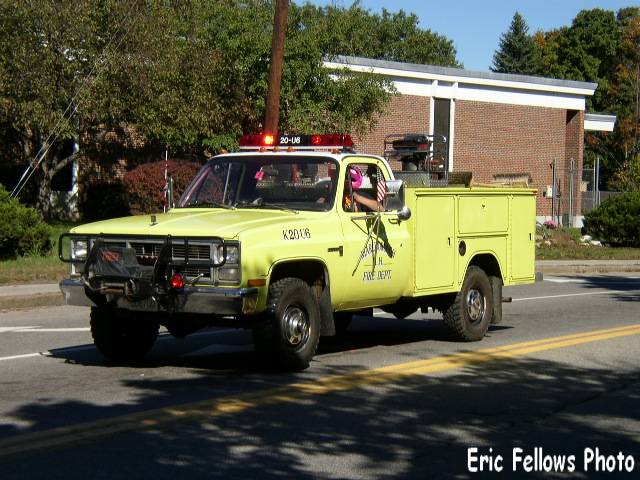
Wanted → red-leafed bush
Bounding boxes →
[123,160,202,214]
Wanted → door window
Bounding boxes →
[342,163,387,213]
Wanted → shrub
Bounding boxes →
[79,181,130,222]
[123,160,202,215]
[0,184,52,259]
[583,192,640,247]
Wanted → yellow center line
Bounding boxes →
[1,323,639,458]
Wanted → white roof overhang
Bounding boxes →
[324,56,598,111]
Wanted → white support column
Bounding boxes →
[448,82,457,172]
[429,80,437,136]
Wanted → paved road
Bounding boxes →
[0,274,639,479]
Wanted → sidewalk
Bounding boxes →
[1,260,640,311]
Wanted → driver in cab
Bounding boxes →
[343,166,382,212]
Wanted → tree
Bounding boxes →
[534,7,639,190]
[491,12,539,75]
[0,1,103,216]
[294,3,459,67]
[0,0,461,218]
[612,10,640,155]
[553,9,619,110]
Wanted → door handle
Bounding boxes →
[328,246,343,256]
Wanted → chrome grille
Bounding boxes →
[182,266,212,278]
[127,242,212,261]
[101,240,215,282]
[172,244,211,260]
[130,242,163,257]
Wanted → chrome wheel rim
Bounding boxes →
[466,288,485,323]
[283,306,310,347]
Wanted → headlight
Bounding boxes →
[72,240,88,259]
[218,245,239,264]
[218,267,240,282]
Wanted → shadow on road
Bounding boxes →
[1,321,639,479]
[551,275,640,303]
[40,314,511,368]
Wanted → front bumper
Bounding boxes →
[60,279,260,315]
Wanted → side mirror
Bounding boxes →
[384,179,410,220]
[384,179,404,211]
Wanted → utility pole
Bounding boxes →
[264,0,289,135]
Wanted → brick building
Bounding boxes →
[324,56,615,223]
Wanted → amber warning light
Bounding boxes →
[239,134,354,151]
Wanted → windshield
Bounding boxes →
[178,155,339,212]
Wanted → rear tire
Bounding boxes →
[90,307,159,362]
[253,278,320,371]
[443,266,493,341]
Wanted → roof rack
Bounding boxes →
[383,133,449,187]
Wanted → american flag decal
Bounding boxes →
[377,176,386,204]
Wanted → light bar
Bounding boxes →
[239,134,354,151]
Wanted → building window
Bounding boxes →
[433,98,450,167]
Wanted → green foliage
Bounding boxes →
[535,7,640,188]
[491,12,539,75]
[610,155,640,192]
[543,9,619,109]
[0,0,460,216]
[0,184,51,258]
[294,3,459,67]
[583,192,640,247]
[123,160,202,215]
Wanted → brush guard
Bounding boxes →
[59,234,258,315]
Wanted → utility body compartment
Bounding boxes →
[405,187,536,298]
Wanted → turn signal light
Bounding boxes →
[170,273,185,290]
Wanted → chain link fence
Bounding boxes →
[550,157,622,227]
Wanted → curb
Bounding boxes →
[0,292,64,312]
[537,260,640,275]
[538,265,640,275]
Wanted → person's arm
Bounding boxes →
[352,191,382,212]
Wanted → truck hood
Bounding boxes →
[70,208,303,239]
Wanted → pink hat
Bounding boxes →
[350,166,363,190]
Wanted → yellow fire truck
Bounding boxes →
[59,134,536,370]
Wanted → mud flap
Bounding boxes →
[318,286,335,336]
[490,276,503,325]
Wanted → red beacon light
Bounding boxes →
[239,134,353,151]
[170,273,185,290]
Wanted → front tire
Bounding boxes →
[443,266,493,341]
[253,278,320,371]
[90,307,159,362]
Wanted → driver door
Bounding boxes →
[332,159,410,310]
